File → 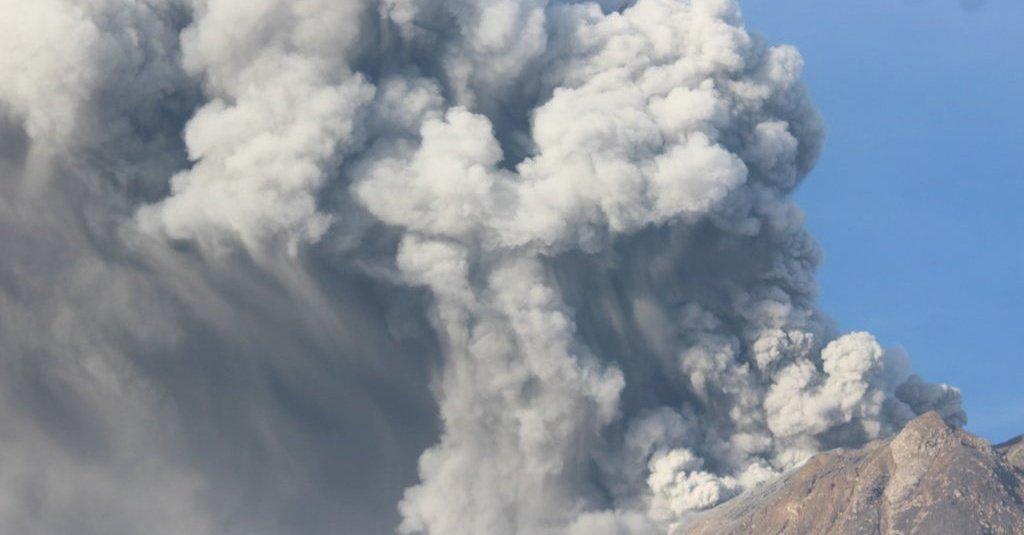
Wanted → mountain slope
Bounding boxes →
[687,412,1024,534]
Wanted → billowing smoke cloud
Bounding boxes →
[0,0,963,534]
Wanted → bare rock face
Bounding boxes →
[686,412,1024,534]
[998,434,1024,472]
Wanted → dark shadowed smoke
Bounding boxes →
[0,0,964,534]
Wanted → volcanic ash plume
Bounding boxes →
[0,0,963,533]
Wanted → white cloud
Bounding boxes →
[0,0,964,533]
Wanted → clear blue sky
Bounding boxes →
[740,0,1024,442]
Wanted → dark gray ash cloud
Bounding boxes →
[0,0,963,533]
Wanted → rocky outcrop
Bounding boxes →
[998,434,1024,472]
[687,412,1024,534]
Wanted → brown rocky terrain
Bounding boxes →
[687,412,1024,534]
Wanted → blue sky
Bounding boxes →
[740,0,1024,441]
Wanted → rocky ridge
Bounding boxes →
[687,412,1024,534]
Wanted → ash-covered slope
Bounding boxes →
[687,412,1024,534]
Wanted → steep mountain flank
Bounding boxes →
[688,412,1024,534]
